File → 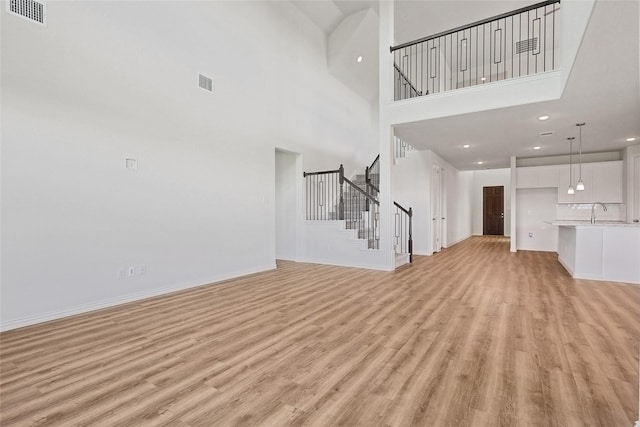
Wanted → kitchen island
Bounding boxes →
[554,221,640,284]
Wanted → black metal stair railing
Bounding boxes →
[304,164,380,249]
[365,154,380,196]
[303,165,344,221]
[303,162,413,256]
[343,177,380,249]
[391,0,560,101]
[394,201,413,263]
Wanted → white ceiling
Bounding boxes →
[395,0,640,170]
[394,1,536,45]
[293,1,639,171]
[291,0,377,35]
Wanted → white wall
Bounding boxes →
[275,151,297,260]
[391,150,430,254]
[472,168,512,236]
[446,169,474,246]
[0,1,378,330]
[391,149,472,255]
[516,188,558,252]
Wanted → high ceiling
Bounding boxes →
[293,0,640,171]
[394,0,640,170]
[395,0,535,45]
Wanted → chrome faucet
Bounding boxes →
[590,202,607,224]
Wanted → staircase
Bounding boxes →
[344,173,379,249]
[303,150,413,261]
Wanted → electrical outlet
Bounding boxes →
[127,266,135,277]
[117,268,126,279]
[139,264,146,275]
[529,232,534,238]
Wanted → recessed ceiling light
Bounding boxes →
[626,137,637,142]
[538,115,550,121]
[480,77,487,82]
[462,144,470,148]
[356,56,363,63]
[533,146,541,150]
[477,161,484,165]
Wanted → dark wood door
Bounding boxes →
[483,186,504,235]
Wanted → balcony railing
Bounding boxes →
[391,0,560,101]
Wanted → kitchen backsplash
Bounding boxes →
[556,203,626,221]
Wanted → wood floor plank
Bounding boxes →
[1,236,638,426]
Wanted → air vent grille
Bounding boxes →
[515,37,538,54]
[198,74,213,92]
[8,0,46,25]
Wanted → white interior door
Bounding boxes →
[440,168,447,248]
[634,156,640,223]
[431,163,442,253]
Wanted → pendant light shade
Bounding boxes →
[576,123,586,191]
[567,137,575,195]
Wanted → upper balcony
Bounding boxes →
[387,0,597,126]
[391,0,560,101]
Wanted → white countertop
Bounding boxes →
[550,220,640,227]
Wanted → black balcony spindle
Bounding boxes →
[391,0,559,101]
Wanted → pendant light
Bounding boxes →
[576,123,585,191]
[567,137,575,195]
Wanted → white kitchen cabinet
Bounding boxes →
[518,161,623,204]
[591,161,623,203]
[558,163,593,203]
[516,165,560,189]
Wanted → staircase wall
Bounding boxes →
[300,221,390,270]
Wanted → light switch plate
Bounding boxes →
[125,158,138,170]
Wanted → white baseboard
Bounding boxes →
[0,263,276,332]
[556,256,575,276]
[297,257,392,272]
[444,235,472,248]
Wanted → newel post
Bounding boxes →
[338,164,345,220]
[408,207,413,263]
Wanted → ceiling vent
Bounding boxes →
[198,74,213,92]
[7,0,46,25]
[515,38,538,54]
[539,131,554,137]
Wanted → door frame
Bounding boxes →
[482,185,505,236]
[275,148,303,261]
[431,163,442,253]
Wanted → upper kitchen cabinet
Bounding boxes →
[591,161,624,203]
[516,165,561,189]
[557,161,623,204]
[558,163,593,204]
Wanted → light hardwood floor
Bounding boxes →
[1,236,638,426]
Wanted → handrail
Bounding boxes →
[365,154,381,195]
[343,176,379,205]
[369,154,380,171]
[393,201,413,263]
[390,0,560,51]
[303,169,340,177]
[393,201,412,216]
[394,63,422,96]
